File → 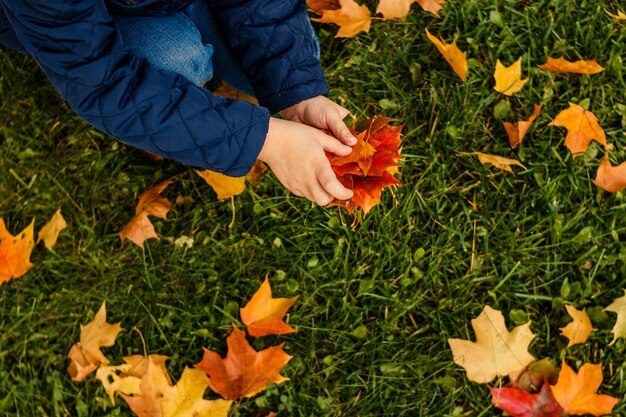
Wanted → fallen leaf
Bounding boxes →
[120,178,173,248]
[605,8,626,20]
[307,0,340,14]
[67,302,124,381]
[604,290,626,344]
[494,58,528,96]
[489,382,565,417]
[96,364,142,404]
[161,368,232,417]
[196,170,246,200]
[246,160,267,187]
[560,305,593,348]
[144,151,164,161]
[551,361,619,416]
[326,116,403,214]
[550,103,607,157]
[377,0,445,19]
[448,305,535,383]
[538,57,604,74]
[593,157,626,192]
[425,29,468,80]
[312,0,371,38]
[122,355,171,417]
[511,358,560,393]
[504,104,542,149]
[37,209,67,250]
[195,325,291,400]
[466,152,527,174]
[212,81,258,105]
[240,276,299,337]
[0,218,35,284]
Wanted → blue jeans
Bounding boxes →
[113,0,254,94]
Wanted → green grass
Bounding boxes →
[2,0,626,415]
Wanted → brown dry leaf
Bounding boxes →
[466,152,526,174]
[67,302,124,382]
[605,8,626,20]
[307,0,340,14]
[143,151,164,161]
[560,305,593,348]
[0,218,35,284]
[240,276,299,337]
[425,29,468,81]
[604,290,626,345]
[551,361,619,416]
[246,160,267,187]
[212,81,258,105]
[195,325,291,400]
[593,157,626,192]
[538,57,604,74]
[377,0,445,19]
[37,209,67,250]
[195,170,246,200]
[494,58,528,96]
[550,102,607,157]
[504,104,542,149]
[120,178,173,248]
[448,305,535,383]
[312,0,372,38]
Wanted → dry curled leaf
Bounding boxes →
[240,276,299,337]
[538,57,604,74]
[425,29,468,80]
[494,58,528,96]
[0,218,35,284]
[605,8,626,20]
[504,104,542,149]
[550,103,607,158]
[466,152,526,174]
[37,209,67,250]
[312,0,371,38]
[560,305,593,348]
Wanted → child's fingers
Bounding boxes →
[316,163,353,201]
[319,133,352,156]
[328,116,357,146]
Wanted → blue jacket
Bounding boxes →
[0,0,329,176]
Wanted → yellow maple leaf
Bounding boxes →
[494,58,528,96]
[503,104,542,149]
[448,306,535,383]
[37,209,67,250]
[240,276,299,337]
[195,170,246,200]
[560,305,593,348]
[604,290,626,345]
[425,29,468,81]
[212,81,258,105]
[465,152,527,174]
[551,361,619,416]
[377,0,445,19]
[312,0,372,38]
[538,57,604,74]
[0,218,35,284]
[550,102,607,158]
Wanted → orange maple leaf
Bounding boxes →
[195,325,292,400]
[377,0,445,19]
[312,0,371,38]
[550,103,607,157]
[494,58,528,96]
[0,218,35,284]
[67,302,124,382]
[593,156,626,192]
[327,116,403,214]
[240,276,299,337]
[307,0,340,14]
[551,361,619,416]
[560,305,593,348]
[212,81,258,105]
[425,29,468,81]
[37,209,67,250]
[195,170,246,200]
[120,178,173,248]
[538,57,604,74]
[504,104,542,149]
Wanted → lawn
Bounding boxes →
[1,0,626,415]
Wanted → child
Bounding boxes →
[0,0,355,206]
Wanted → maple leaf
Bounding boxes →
[489,382,565,417]
[466,152,527,174]
[425,29,468,81]
[67,302,124,381]
[550,103,607,158]
[593,157,626,192]
[0,218,35,284]
[195,325,292,400]
[511,358,560,393]
[120,178,173,248]
[551,361,619,416]
[307,0,340,15]
[604,290,626,344]
[560,305,592,348]
[605,8,626,20]
[494,58,528,96]
[538,57,604,74]
[326,116,403,214]
[240,276,299,337]
[212,81,258,105]
[448,305,535,384]
[504,104,542,149]
[376,0,445,19]
[37,209,67,250]
[196,170,246,200]
[96,363,143,404]
[312,0,371,38]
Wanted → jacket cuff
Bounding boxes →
[258,77,329,115]
[222,104,270,177]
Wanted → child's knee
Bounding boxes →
[170,42,214,87]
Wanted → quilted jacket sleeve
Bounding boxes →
[208,0,329,114]
[1,0,270,176]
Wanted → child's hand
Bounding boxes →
[280,96,358,146]
[258,118,354,206]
